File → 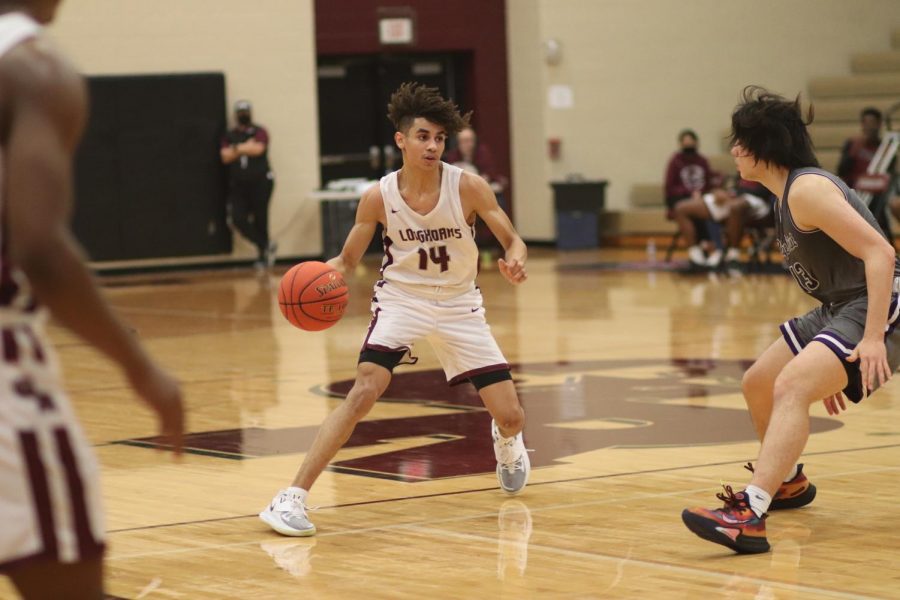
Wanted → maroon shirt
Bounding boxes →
[444,143,504,187]
[221,124,271,182]
[837,136,881,189]
[664,151,712,206]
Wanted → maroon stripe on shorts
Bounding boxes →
[360,307,381,352]
[19,431,58,561]
[54,428,98,559]
[23,328,46,363]
[3,329,18,363]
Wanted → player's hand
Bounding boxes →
[847,337,891,395]
[326,257,346,275]
[822,392,847,415]
[498,258,527,285]
[128,363,185,456]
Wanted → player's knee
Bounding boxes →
[495,404,524,433]
[741,365,767,401]
[346,378,383,419]
[771,373,804,409]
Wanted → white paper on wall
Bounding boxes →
[548,85,574,109]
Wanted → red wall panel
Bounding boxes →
[315,0,512,214]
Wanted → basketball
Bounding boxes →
[278,261,348,331]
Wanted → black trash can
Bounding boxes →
[551,180,608,249]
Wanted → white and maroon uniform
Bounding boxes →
[0,13,106,571]
[363,163,508,383]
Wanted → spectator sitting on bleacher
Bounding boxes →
[673,175,773,269]
[664,129,713,209]
[837,107,885,190]
[664,129,716,256]
[838,107,895,237]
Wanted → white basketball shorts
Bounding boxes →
[0,322,105,570]
[362,281,509,384]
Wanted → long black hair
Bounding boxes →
[730,86,819,170]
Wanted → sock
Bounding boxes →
[783,465,799,483]
[745,484,771,518]
[286,486,309,503]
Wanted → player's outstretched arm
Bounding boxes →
[327,184,383,275]
[462,173,527,285]
[1,41,183,452]
[790,174,896,392]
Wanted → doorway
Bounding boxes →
[316,52,470,185]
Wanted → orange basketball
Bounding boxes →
[278,261,348,331]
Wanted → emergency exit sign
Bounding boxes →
[379,17,414,45]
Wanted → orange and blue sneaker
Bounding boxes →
[682,485,770,554]
[744,462,816,510]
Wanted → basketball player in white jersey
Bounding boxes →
[261,83,529,537]
[0,2,184,597]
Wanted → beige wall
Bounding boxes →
[508,0,900,240]
[48,0,320,260]
[46,0,900,253]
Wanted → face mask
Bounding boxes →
[682,146,697,154]
[237,114,251,126]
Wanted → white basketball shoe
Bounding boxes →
[492,420,530,495]
[259,488,317,537]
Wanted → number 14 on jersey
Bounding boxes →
[418,246,450,272]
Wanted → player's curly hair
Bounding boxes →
[387,82,471,135]
[730,86,819,170]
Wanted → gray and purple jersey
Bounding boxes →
[776,167,900,305]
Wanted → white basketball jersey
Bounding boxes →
[378,163,479,299]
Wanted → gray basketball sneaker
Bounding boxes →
[259,489,317,537]
[492,420,530,495]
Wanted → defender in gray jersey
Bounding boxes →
[683,87,899,554]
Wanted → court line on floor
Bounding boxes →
[105,469,896,600]
[106,442,900,534]
[110,463,898,557]
[409,525,888,600]
[105,483,731,559]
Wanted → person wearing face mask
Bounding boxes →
[665,129,713,209]
[221,100,277,269]
[664,129,716,265]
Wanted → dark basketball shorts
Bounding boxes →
[779,286,900,402]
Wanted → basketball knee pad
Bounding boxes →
[470,369,512,390]
[358,348,407,372]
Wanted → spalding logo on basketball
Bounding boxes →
[278,261,349,331]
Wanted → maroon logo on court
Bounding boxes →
[136,359,842,482]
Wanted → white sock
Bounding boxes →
[745,484,771,518]
[286,486,309,503]
[783,465,799,483]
